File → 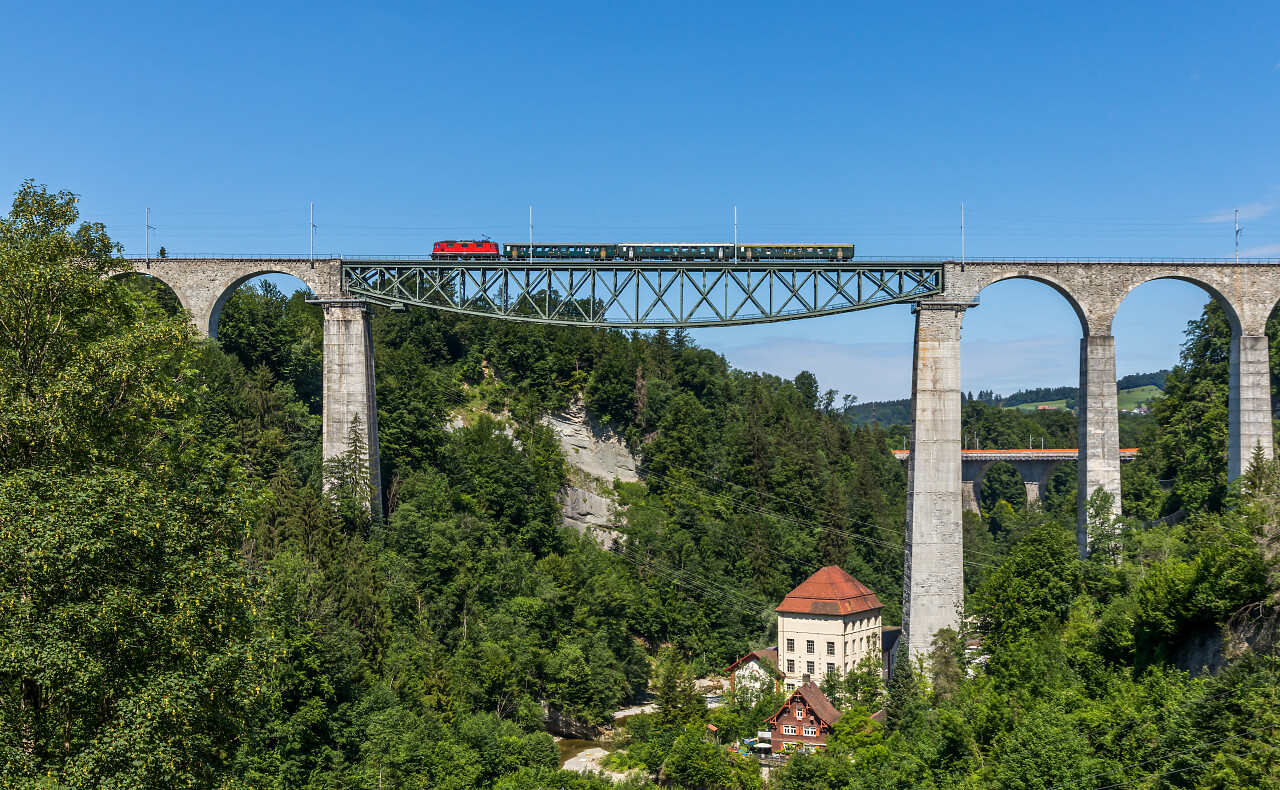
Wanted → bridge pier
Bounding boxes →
[1077,335,1121,558]
[320,300,383,517]
[961,460,995,514]
[902,302,967,658]
[1229,334,1273,481]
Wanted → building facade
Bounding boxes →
[775,566,883,690]
[723,647,781,693]
[765,682,843,752]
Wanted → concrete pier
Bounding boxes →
[321,301,382,516]
[1228,334,1273,481]
[1076,335,1121,558]
[902,302,967,658]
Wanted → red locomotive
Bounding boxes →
[432,239,500,259]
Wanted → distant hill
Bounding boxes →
[846,369,1170,426]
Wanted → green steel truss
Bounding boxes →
[341,260,944,327]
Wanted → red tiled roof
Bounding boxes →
[798,682,843,726]
[775,566,882,616]
[766,683,843,728]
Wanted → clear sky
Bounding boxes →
[4,1,1279,400]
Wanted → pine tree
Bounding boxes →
[885,638,921,730]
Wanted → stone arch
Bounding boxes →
[979,460,1028,512]
[1111,271,1271,482]
[127,259,339,338]
[206,270,318,338]
[972,272,1092,336]
[1112,274,1244,338]
[962,459,997,514]
[109,270,191,317]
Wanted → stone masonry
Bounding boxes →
[125,259,381,512]
[902,301,967,659]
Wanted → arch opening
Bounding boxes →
[974,273,1091,336]
[1112,277,1245,516]
[213,273,324,412]
[111,271,186,317]
[209,272,314,338]
[960,278,1084,469]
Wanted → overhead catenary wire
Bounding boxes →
[1042,723,1279,790]
[1090,735,1280,790]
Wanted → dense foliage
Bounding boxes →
[2,182,1276,789]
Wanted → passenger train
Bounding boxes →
[431,240,854,261]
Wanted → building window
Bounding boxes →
[806,661,815,674]
[794,706,804,719]
[787,659,795,673]
[782,725,796,736]
[803,726,817,737]
[826,641,835,655]
[827,663,836,675]
[806,640,815,654]
[786,638,794,652]
[786,682,795,691]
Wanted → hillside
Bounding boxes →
[2,187,1276,790]
[849,372,1169,426]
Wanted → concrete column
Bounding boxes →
[1077,335,1121,558]
[902,302,966,658]
[960,459,994,514]
[322,301,383,517]
[1017,459,1062,508]
[1228,334,1273,481]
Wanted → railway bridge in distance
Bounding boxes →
[125,254,1280,659]
[893,448,1140,513]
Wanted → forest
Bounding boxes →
[0,183,1277,789]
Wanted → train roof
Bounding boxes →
[617,242,854,247]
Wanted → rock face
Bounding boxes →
[558,485,623,547]
[542,398,638,547]
[542,399,640,484]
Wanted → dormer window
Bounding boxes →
[794,706,805,719]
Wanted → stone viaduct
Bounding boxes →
[125,256,1280,658]
[126,257,381,514]
[893,447,1141,512]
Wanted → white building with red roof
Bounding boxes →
[775,566,883,690]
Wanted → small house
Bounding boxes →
[723,647,781,692]
[765,682,843,752]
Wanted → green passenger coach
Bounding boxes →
[503,243,618,260]
[490,243,855,261]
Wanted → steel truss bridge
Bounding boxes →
[340,258,944,327]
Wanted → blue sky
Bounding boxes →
[4,1,1279,400]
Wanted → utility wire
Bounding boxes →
[1043,723,1278,790]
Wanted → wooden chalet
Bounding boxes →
[765,681,843,752]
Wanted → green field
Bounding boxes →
[1012,384,1162,413]
[1118,384,1162,410]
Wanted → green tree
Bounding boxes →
[653,648,705,725]
[928,627,964,703]
[972,523,1082,646]
[1086,486,1122,564]
[884,640,922,731]
[0,183,266,789]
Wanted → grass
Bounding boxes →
[1011,385,1162,413]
